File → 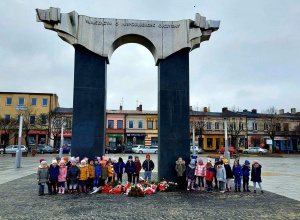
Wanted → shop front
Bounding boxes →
[126,133,145,145]
[57,132,72,148]
[203,135,226,151]
[107,134,123,147]
[274,137,291,152]
[24,130,47,149]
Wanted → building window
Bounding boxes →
[207,138,213,148]
[41,115,47,125]
[215,122,219,130]
[55,119,61,128]
[147,121,153,129]
[283,123,289,132]
[156,121,158,129]
[31,98,37,106]
[4,114,11,122]
[138,121,143,129]
[207,122,211,130]
[65,118,72,128]
[276,123,281,132]
[30,115,35,125]
[230,122,236,130]
[129,121,133,129]
[239,122,243,130]
[264,123,269,130]
[42,98,48,106]
[6,97,12,106]
[117,120,123,129]
[18,97,25,105]
[108,120,114,129]
[252,122,258,131]
[17,114,21,123]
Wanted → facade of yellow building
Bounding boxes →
[145,114,158,146]
[0,92,59,147]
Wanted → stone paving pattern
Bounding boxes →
[0,173,300,219]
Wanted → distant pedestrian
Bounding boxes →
[114,157,125,183]
[125,155,136,183]
[251,160,263,194]
[58,159,68,194]
[133,156,142,184]
[142,154,155,182]
[37,161,49,196]
[205,161,215,193]
[175,157,186,190]
[223,159,233,191]
[242,160,251,192]
[195,157,206,191]
[67,159,80,194]
[49,159,59,195]
[186,159,196,191]
[232,160,242,192]
[78,160,89,193]
[216,161,226,193]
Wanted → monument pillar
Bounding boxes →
[158,48,190,181]
[71,46,107,159]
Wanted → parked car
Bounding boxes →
[243,147,268,155]
[36,145,55,154]
[105,146,117,154]
[190,146,202,154]
[216,146,237,154]
[133,146,158,154]
[123,145,133,153]
[5,145,28,153]
[56,146,71,154]
[0,145,4,154]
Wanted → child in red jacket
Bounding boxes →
[205,162,215,193]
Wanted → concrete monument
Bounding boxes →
[36,7,220,181]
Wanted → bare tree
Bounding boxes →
[227,117,243,149]
[190,116,206,148]
[251,135,262,147]
[0,115,18,153]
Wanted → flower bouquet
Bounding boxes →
[128,185,145,197]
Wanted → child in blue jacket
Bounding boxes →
[49,159,59,195]
[125,155,136,183]
[241,160,251,192]
[232,160,242,192]
[93,159,101,189]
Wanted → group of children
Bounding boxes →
[37,154,155,196]
[176,156,263,194]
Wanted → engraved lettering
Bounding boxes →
[85,19,112,26]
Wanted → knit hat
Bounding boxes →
[197,157,203,164]
[190,159,196,165]
[56,157,61,161]
[60,160,66,165]
[223,159,229,163]
[207,158,212,163]
[52,159,57,164]
[101,160,106,165]
[81,160,86,165]
[146,154,150,158]
[112,158,117,162]
[83,157,88,162]
[63,157,69,162]
[71,159,76,163]
[253,160,259,164]
[41,161,47,165]
[39,159,45,163]
[245,160,250,165]
[206,162,212,168]
[215,158,220,162]
[102,156,108,161]
[128,155,133,159]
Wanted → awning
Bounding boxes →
[28,130,47,135]
[58,132,72,138]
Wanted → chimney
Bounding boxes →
[222,107,228,113]
[279,109,284,114]
[204,107,207,112]
[120,105,123,110]
[243,109,248,112]
[291,108,296,114]
[251,109,257,114]
[139,104,142,111]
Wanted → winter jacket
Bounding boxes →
[175,160,186,177]
[186,165,196,180]
[134,160,142,174]
[142,160,155,171]
[251,164,262,182]
[67,165,80,185]
[205,167,215,182]
[195,163,206,177]
[88,164,95,178]
[101,166,108,180]
[79,165,89,181]
[242,164,251,177]
[58,166,68,182]
[216,166,226,182]
[224,164,233,179]
[94,164,101,178]
[125,161,136,174]
[114,162,125,174]
[49,164,59,182]
[37,167,49,184]
[232,164,242,177]
[108,165,114,177]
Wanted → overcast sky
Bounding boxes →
[1,0,299,113]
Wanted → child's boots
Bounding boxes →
[235,187,237,192]
[79,188,82,193]
[238,187,241,192]
[243,187,246,192]
[62,187,65,194]
[58,187,62,194]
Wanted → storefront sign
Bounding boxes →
[15,106,27,111]
[126,133,146,137]
[108,134,123,137]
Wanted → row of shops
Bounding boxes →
[106,133,158,147]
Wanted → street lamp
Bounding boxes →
[15,114,23,168]
[192,125,196,156]
[59,119,64,158]
[224,118,230,161]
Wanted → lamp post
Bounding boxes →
[224,119,230,161]
[192,125,196,156]
[59,121,64,158]
[15,114,23,168]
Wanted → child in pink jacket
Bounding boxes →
[195,157,206,191]
[58,159,68,194]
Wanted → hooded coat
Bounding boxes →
[175,160,186,177]
[251,164,262,182]
[79,164,89,181]
[67,165,80,185]
[224,164,234,179]
[58,166,68,182]
[195,158,206,177]
[125,161,136,174]
[216,165,226,182]
[114,162,126,174]
[94,164,102,178]
[134,160,142,174]
[232,162,242,177]
[49,164,59,182]
[186,164,196,180]
[242,160,251,177]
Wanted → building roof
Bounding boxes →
[190,110,244,118]
[53,107,73,114]
[0,92,57,96]
[107,110,157,115]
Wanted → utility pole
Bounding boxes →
[59,120,64,158]
[15,115,23,168]
[192,125,196,156]
[224,118,230,161]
